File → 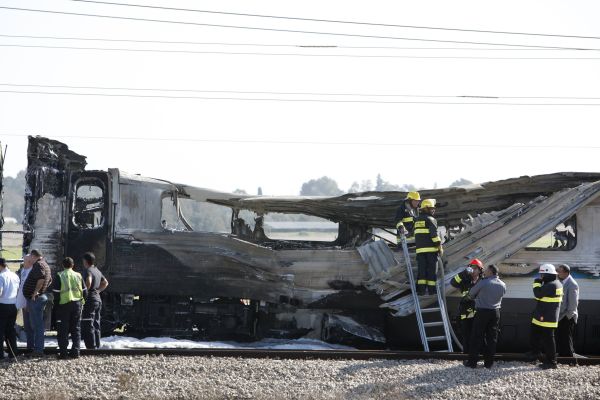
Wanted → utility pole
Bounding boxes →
[0,142,5,251]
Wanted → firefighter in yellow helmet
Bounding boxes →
[413,199,442,295]
[395,191,420,245]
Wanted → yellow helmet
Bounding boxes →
[406,191,421,201]
[420,198,436,209]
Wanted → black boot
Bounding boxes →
[524,351,542,362]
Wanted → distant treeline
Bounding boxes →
[1,170,471,223]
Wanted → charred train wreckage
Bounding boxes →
[13,136,600,353]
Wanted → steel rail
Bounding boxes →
[15,347,600,365]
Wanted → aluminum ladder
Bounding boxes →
[397,232,453,352]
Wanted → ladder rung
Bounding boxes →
[423,321,444,328]
[421,307,440,313]
[426,336,448,342]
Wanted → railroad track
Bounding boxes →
[15,347,600,365]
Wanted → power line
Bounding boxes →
[2,89,600,106]
[0,6,594,51]
[4,43,600,60]
[1,33,595,51]
[2,132,600,150]
[71,0,600,41]
[2,83,600,101]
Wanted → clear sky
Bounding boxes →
[1,0,600,195]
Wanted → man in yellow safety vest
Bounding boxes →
[51,257,87,359]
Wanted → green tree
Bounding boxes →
[375,173,402,191]
[300,176,343,196]
[1,170,26,221]
[348,182,360,193]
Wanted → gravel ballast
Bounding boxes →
[1,355,599,399]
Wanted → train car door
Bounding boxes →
[65,171,110,268]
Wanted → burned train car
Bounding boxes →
[19,136,600,352]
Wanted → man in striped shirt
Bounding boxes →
[22,249,52,357]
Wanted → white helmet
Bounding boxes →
[539,263,557,275]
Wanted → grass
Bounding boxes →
[0,245,22,261]
[527,233,555,249]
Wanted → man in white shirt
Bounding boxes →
[16,256,34,350]
[0,257,20,361]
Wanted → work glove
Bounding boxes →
[397,227,409,237]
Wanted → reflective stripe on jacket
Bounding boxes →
[395,201,418,240]
[58,269,85,305]
[451,269,477,319]
[414,214,441,254]
[532,279,562,328]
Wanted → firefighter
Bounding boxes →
[395,191,420,245]
[527,263,563,369]
[413,199,442,295]
[450,258,484,353]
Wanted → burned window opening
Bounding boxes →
[526,214,577,251]
[161,194,232,233]
[231,209,261,241]
[72,180,105,229]
[263,213,339,242]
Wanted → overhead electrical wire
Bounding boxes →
[2,132,600,150]
[2,89,600,106]
[1,33,596,51]
[4,43,600,59]
[2,83,600,101]
[71,0,600,41]
[0,6,595,51]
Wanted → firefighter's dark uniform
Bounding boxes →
[530,277,563,367]
[414,214,441,295]
[395,201,418,243]
[450,268,479,353]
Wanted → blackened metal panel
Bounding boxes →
[23,136,86,269]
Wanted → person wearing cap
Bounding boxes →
[556,264,579,358]
[413,199,442,295]
[527,263,563,369]
[395,191,420,245]
[464,264,506,369]
[52,257,86,359]
[450,258,484,354]
[0,257,20,362]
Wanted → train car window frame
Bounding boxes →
[72,179,106,230]
[525,214,577,251]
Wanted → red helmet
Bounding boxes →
[468,258,483,270]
